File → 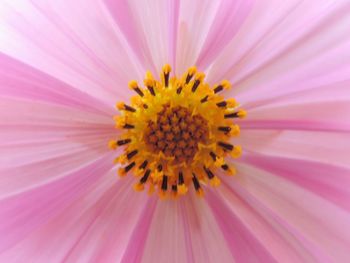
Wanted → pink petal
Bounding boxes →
[0,52,113,115]
[0,174,152,263]
[140,201,189,263]
[218,176,331,262]
[174,193,234,263]
[0,97,115,195]
[224,162,350,262]
[241,152,350,213]
[208,0,350,100]
[120,197,157,263]
[239,101,350,132]
[0,153,114,253]
[236,129,350,168]
[0,0,139,104]
[195,0,255,71]
[206,189,278,263]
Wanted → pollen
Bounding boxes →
[109,65,246,199]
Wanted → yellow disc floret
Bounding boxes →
[109,65,246,199]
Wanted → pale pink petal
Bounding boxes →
[206,189,277,263]
[195,0,255,70]
[104,0,181,74]
[223,162,350,262]
[239,101,350,132]
[0,173,152,263]
[217,177,331,263]
[236,129,350,169]
[141,192,235,263]
[0,97,115,196]
[241,153,350,213]
[163,193,233,263]
[208,0,350,100]
[175,1,222,73]
[140,200,189,263]
[0,52,113,115]
[0,0,139,104]
[120,197,157,263]
[0,153,114,253]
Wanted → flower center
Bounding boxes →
[109,65,246,199]
[144,104,208,164]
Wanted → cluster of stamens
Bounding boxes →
[144,105,208,164]
[109,64,246,199]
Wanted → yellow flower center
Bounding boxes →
[109,65,246,199]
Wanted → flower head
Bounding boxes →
[0,0,350,262]
[110,65,244,198]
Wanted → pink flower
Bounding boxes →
[1,0,350,262]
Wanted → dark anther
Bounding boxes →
[157,164,163,172]
[192,80,200,92]
[161,175,168,190]
[192,173,201,190]
[177,87,183,94]
[172,185,177,192]
[164,72,170,87]
[124,104,136,112]
[117,138,131,146]
[203,166,214,179]
[216,101,227,107]
[124,162,136,173]
[185,74,193,84]
[127,150,138,160]
[200,95,209,103]
[147,86,156,96]
[178,172,184,185]
[140,169,151,184]
[218,126,231,132]
[214,85,223,93]
[138,160,148,170]
[209,151,217,161]
[218,142,234,151]
[123,124,135,129]
[133,87,144,97]
[224,112,239,119]
[221,164,229,171]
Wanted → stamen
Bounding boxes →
[204,167,221,187]
[123,123,135,129]
[216,101,227,107]
[214,85,224,94]
[218,142,234,151]
[218,126,231,133]
[177,86,182,94]
[192,173,200,190]
[185,66,197,84]
[216,99,237,108]
[127,150,138,160]
[161,175,168,190]
[192,73,205,92]
[145,72,156,96]
[192,173,204,197]
[140,169,151,184]
[124,162,136,173]
[117,102,136,112]
[117,138,132,146]
[138,160,148,170]
[128,80,144,97]
[163,64,171,88]
[178,171,184,185]
[200,95,209,103]
[224,109,247,119]
[214,80,231,94]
